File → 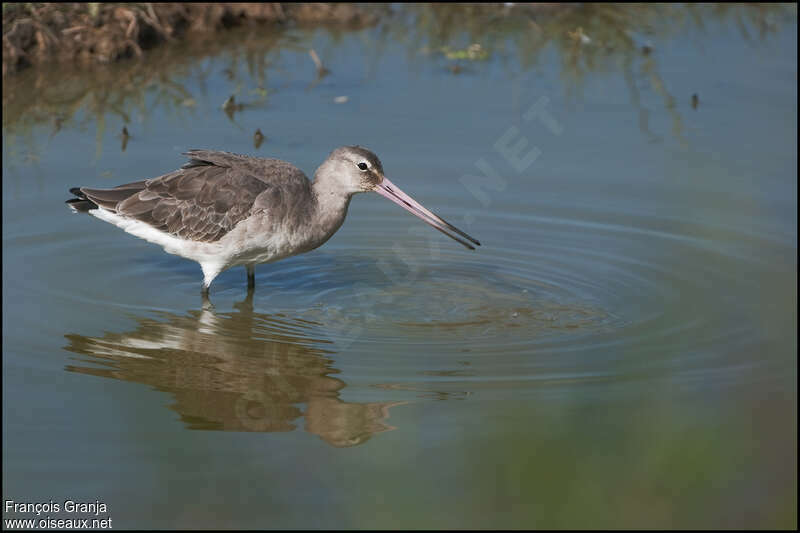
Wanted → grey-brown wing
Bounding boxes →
[182,150,310,186]
[81,150,312,243]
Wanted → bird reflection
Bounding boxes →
[63,292,402,447]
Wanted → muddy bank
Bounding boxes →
[2,3,380,77]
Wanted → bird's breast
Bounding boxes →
[220,213,330,267]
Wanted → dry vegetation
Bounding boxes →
[2,3,377,77]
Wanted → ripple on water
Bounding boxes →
[267,205,786,386]
[15,201,787,389]
[305,266,614,346]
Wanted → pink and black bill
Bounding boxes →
[374,177,481,250]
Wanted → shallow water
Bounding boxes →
[2,5,796,528]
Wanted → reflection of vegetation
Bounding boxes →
[349,383,796,528]
[391,3,793,142]
[120,125,129,152]
[2,26,290,127]
[393,4,792,76]
[64,294,403,447]
[1,3,795,152]
[2,25,295,158]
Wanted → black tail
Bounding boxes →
[66,187,98,213]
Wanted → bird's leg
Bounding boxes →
[201,289,214,311]
[246,264,255,291]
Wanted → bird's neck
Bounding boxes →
[310,177,352,240]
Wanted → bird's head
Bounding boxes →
[320,145,386,195]
[317,145,481,250]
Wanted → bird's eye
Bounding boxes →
[357,162,368,171]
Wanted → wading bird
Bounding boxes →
[67,147,480,295]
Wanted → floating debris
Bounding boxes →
[448,64,463,75]
[567,27,592,45]
[441,43,488,61]
[222,94,244,120]
[641,44,653,55]
[691,93,699,109]
[309,49,330,79]
[222,94,236,111]
[333,95,349,104]
[250,87,269,99]
[253,128,265,149]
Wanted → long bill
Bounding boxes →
[373,177,481,250]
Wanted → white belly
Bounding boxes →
[89,208,310,287]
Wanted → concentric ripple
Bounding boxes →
[244,202,794,391]
[7,194,792,392]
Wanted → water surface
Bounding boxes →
[2,5,796,528]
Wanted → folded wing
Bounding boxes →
[76,150,311,243]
